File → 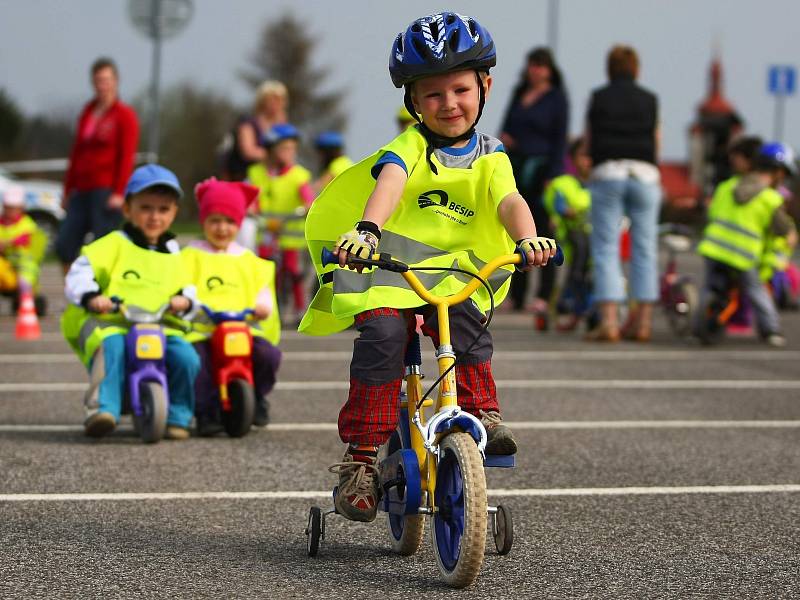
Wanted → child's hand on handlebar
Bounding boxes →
[169,295,191,315]
[517,237,557,270]
[334,227,379,271]
[253,303,271,320]
[87,295,115,314]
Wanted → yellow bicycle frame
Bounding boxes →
[394,253,523,508]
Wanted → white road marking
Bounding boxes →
[3,380,800,393]
[2,350,800,363]
[2,484,800,503]
[3,420,800,433]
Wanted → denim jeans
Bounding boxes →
[589,177,661,302]
[91,334,200,428]
[56,188,122,264]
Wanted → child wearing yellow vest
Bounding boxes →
[300,13,557,522]
[61,165,200,438]
[312,131,354,195]
[247,123,314,320]
[696,143,795,346]
[182,178,282,436]
[543,138,592,331]
[0,185,44,299]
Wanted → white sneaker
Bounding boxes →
[766,334,787,348]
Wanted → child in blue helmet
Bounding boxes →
[247,124,314,321]
[695,143,796,346]
[312,131,353,194]
[301,12,557,522]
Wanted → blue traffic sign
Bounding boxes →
[768,65,796,96]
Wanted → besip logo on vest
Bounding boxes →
[417,190,475,226]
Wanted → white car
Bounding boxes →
[0,167,64,253]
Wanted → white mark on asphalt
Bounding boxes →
[3,380,800,393]
[2,484,800,503]
[3,350,800,363]
[4,420,800,433]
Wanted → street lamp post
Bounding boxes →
[128,0,193,161]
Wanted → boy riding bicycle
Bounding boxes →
[299,12,557,523]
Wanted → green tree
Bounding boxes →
[139,82,236,220]
[240,11,347,135]
[0,89,24,158]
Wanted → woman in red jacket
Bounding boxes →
[56,57,140,271]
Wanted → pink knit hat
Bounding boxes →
[195,178,259,226]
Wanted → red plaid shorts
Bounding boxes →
[338,308,499,445]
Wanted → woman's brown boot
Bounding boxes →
[585,302,620,342]
[622,302,653,341]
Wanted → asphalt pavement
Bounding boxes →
[1,259,800,599]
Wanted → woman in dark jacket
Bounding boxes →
[500,48,569,323]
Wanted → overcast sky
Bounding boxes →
[1,0,798,162]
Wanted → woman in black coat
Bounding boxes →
[500,47,569,324]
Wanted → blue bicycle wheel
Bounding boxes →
[432,432,487,588]
[386,431,425,555]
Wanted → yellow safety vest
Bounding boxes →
[0,214,44,286]
[300,127,518,336]
[60,232,190,366]
[247,163,312,250]
[180,246,280,345]
[698,177,784,272]
[760,232,794,282]
[327,155,354,179]
[543,174,590,261]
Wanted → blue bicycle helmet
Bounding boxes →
[314,131,344,149]
[389,12,496,88]
[260,123,300,147]
[758,142,797,175]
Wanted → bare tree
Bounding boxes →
[240,11,347,135]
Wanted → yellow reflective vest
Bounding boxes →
[327,155,354,179]
[698,177,784,272]
[543,174,590,262]
[181,245,280,345]
[300,127,518,336]
[247,163,312,250]
[0,214,44,286]
[61,232,190,366]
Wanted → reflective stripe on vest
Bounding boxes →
[300,127,517,336]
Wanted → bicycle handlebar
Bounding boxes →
[320,245,563,270]
[200,305,256,324]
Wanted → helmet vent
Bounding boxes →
[411,22,421,33]
[467,18,478,38]
[448,30,460,51]
[412,37,429,59]
[445,13,456,25]
[429,20,439,41]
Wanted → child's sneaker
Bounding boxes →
[165,426,191,440]
[329,444,380,522]
[84,412,116,438]
[765,333,787,348]
[253,397,270,427]
[480,410,517,455]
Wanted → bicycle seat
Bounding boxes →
[661,234,692,253]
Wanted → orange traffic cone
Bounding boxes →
[15,292,41,340]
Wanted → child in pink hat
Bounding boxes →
[182,178,282,435]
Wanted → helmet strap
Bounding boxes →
[404,71,487,175]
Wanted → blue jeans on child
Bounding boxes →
[589,177,661,302]
[92,334,200,428]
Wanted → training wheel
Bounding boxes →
[306,506,323,557]
[492,504,513,555]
